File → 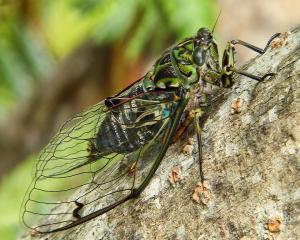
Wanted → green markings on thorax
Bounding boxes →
[170,39,199,88]
[142,38,200,90]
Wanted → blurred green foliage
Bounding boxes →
[41,0,216,57]
[0,0,217,239]
[0,4,53,120]
[0,156,35,239]
[0,0,216,120]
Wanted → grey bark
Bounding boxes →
[20,27,300,240]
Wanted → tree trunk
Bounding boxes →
[20,26,300,240]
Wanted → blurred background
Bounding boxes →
[0,0,299,239]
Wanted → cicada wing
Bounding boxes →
[22,89,183,233]
[21,101,108,231]
[40,119,174,233]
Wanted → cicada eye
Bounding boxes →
[193,47,206,66]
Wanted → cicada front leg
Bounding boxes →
[212,34,279,88]
[231,33,281,54]
[226,33,281,82]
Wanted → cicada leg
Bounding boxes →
[171,107,206,183]
[172,110,196,143]
[231,33,281,54]
[208,36,278,88]
[227,33,281,82]
[194,108,205,184]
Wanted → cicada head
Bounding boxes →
[196,28,213,45]
[192,28,215,66]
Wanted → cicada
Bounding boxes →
[21,27,280,233]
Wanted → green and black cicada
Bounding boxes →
[21,27,280,233]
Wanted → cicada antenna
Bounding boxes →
[212,9,222,34]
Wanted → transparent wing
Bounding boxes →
[22,89,182,233]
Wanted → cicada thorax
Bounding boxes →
[149,51,181,89]
[146,39,200,90]
[169,38,200,89]
[154,36,221,90]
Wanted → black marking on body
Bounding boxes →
[154,65,177,82]
[94,85,178,154]
[159,53,171,65]
[153,53,178,82]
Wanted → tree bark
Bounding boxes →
[20,26,300,240]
